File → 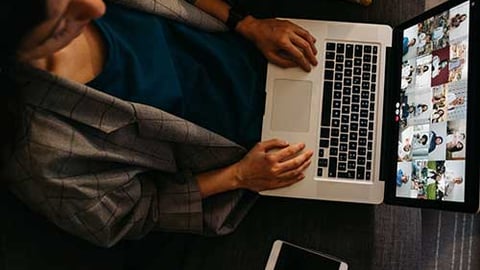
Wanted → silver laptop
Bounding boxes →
[261,0,480,211]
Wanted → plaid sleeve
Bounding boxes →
[6,106,206,247]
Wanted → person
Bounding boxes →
[431,55,448,79]
[416,64,429,76]
[414,104,428,116]
[401,76,413,90]
[396,169,409,187]
[438,173,463,199]
[450,13,467,28]
[431,108,445,123]
[402,36,416,56]
[428,130,443,153]
[398,138,412,161]
[446,140,463,152]
[0,0,318,247]
[448,95,465,111]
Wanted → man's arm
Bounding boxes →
[185,0,318,72]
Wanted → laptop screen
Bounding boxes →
[395,1,470,202]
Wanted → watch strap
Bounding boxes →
[226,5,248,30]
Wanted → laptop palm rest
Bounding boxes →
[271,79,313,132]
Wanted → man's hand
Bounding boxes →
[233,139,313,192]
[237,16,318,72]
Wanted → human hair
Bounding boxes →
[447,141,464,152]
[0,1,47,173]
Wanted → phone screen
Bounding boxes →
[273,242,343,270]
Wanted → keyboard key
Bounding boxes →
[350,122,359,131]
[352,104,360,112]
[345,68,352,76]
[345,60,353,68]
[348,161,356,169]
[320,128,330,138]
[318,158,328,167]
[333,100,341,108]
[324,70,334,80]
[346,44,354,58]
[353,86,360,94]
[321,82,333,126]
[332,119,340,127]
[328,157,338,177]
[344,78,352,86]
[326,51,335,59]
[326,42,336,50]
[356,166,365,179]
[354,67,361,75]
[331,138,339,147]
[320,139,329,148]
[336,43,345,53]
[354,45,363,57]
[358,157,366,165]
[349,142,357,150]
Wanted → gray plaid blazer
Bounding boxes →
[4,0,257,247]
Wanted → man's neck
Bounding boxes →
[34,23,106,84]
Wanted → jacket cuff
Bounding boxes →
[154,170,203,234]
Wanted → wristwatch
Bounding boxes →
[226,5,249,31]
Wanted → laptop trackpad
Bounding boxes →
[271,79,312,132]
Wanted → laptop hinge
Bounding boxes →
[379,46,397,182]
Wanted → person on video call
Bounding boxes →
[0,0,318,247]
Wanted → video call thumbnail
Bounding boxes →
[396,1,469,202]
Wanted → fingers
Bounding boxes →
[276,150,313,175]
[271,142,306,162]
[265,143,313,177]
[294,28,317,55]
[280,42,312,72]
[257,138,290,152]
[266,52,298,68]
[291,35,318,67]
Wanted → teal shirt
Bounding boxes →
[88,3,267,149]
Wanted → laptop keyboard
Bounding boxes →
[317,41,379,181]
